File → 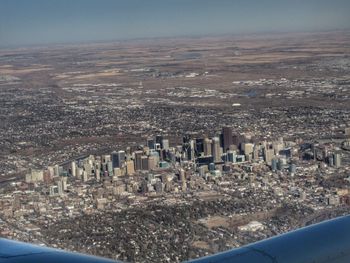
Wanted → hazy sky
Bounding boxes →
[1,0,350,47]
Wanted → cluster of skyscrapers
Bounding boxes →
[24,126,343,197]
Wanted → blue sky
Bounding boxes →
[0,0,349,47]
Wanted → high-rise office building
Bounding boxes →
[71,161,76,177]
[156,135,163,148]
[253,145,259,160]
[82,171,88,182]
[162,139,170,150]
[53,165,59,177]
[126,160,135,175]
[134,150,143,171]
[118,150,126,168]
[111,151,118,168]
[243,143,254,156]
[143,146,150,156]
[264,148,275,165]
[94,162,101,174]
[183,138,195,161]
[57,180,64,195]
[277,158,284,170]
[212,137,221,162]
[62,177,68,191]
[334,152,341,168]
[232,134,246,151]
[147,138,155,150]
[222,127,233,152]
[95,169,101,181]
[76,167,83,180]
[272,141,284,155]
[141,156,149,170]
[195,138,204,156]
[102,154,111,164]
[204,138,212,156]
[107,161,113,176]
[148,156,157,170]
[188,140,195,161]
[149,151,159,168]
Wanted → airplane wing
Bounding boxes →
[0,238,118,263]
[188,215,350,263]
[0,215,349,263]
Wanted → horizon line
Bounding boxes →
[1,28,349,51]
